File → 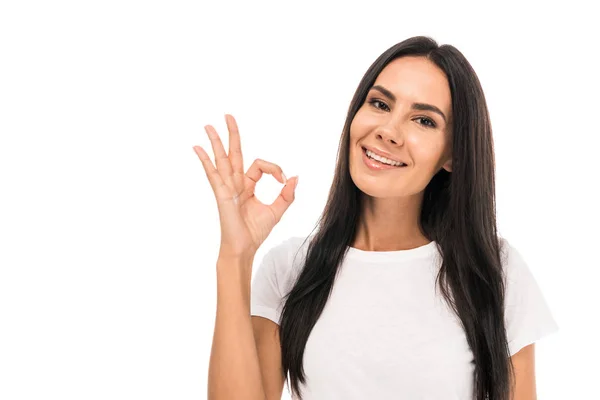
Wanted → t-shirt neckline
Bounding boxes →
[345,240,438,263]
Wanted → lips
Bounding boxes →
[361,145,406,165]
[361,147,407,171]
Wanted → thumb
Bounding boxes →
[269,176,299,222]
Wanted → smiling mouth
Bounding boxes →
[361,147,407,168]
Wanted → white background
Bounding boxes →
[1,1,598,399]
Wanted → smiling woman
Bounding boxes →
[249,36,558,400]
[201,35,559,400]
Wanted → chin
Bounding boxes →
[350,174,402,198]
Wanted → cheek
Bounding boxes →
[407,136,446,165]
[353,106,378,125]
[349,120,365,146]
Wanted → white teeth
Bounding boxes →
[365,149,405,166]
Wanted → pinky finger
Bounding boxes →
[193,146,224,191]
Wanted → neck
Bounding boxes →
[351,193,430,251]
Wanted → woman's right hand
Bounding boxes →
[193,114,299,260]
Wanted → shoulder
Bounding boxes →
[254,234,312,290]
[261,235,311,269]
[497,236,560,356]
[497,236,531,284]
[498,235,516,265]
[250,235,312,324]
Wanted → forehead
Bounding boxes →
[373,56,452,115]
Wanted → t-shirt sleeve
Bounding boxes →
[250,240,290,326]
[502,239,559,356]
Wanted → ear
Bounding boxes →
[441,131,453,173]
[441,157,452,173]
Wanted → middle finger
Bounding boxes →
[204,125,235,189]
[225,114,245,192]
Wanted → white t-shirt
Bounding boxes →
[250,235,559,399]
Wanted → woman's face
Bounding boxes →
[349,56,453,199]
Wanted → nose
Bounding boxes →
[375,122,404,146]
[378,134,400,145]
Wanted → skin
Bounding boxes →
[511,343,537,399]
[349,55,453,251]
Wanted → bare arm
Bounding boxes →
[252,316,285,400]
[196,114,296,399]
[510,343,537,400]
[208,256,266,400]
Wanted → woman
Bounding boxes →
[196,36,558,400]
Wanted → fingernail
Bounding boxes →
[294,176,299,189]
[282,172,287,185]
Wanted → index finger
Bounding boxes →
[225,114,244,176]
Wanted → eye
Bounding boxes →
[367,98,437,129]
[415,117,436,129]
[367,98,390,112]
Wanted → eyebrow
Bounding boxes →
[370,85,448,123]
